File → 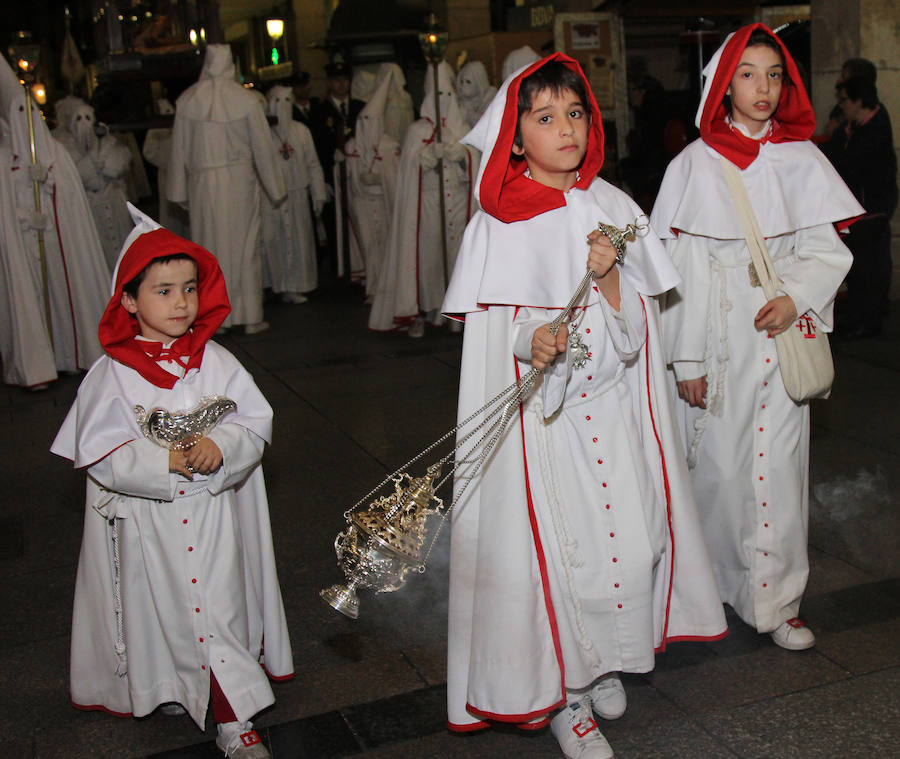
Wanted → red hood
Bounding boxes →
[98,229,231,389]
[478,52,606,223]
[699,23,816,168]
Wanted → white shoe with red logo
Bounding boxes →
[550,697,615,758]
[215,721,270,758]
[771,618,816,650]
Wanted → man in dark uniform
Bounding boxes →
[310,61,365,275]
[289,71,317,126]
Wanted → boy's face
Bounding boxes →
[512,87,588,191]
[121,258,199,343]
[727,44,783,132]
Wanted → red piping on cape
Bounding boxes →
[52,180,82,369]
[71,700,133,718]
[415,163,423,313]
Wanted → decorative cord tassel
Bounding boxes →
[110,517,127,677]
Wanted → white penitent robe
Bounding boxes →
[342,71,402,297]
[261,86,328,296]
[142,104,189,238]
[169,44,286,327]
[369,63,478,331]
[651,137,861,632]
[51,342,293,728]
[442,179,728,729]
[62,102,134,268]
[0,62,108,387]
[375,63,415,147]
[344,134,400,296]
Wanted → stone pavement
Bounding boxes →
[1,277,898,758]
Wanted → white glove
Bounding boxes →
[419,144,438,169]
[333,148,345,163]
[17,208,49,230]
[443,141,467,162]
[360,171,380,186]
[29,163,48,182]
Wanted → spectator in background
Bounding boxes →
[823,76,897,338]
[620,74,669,212]
[289,71,317,126]
[821,57,878,139]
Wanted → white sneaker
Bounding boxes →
[281,292,308,304]
[550,697,615,759]
[590,674,626,720]
[244,321,270,335]
[216,721,270,758]
[771,618,816,650]
[408,316,425,338]
[159,702,186,716]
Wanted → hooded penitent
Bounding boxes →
[169,43,286,328]
[260,85,327,296]
[0,53,108,386]
[441,54,727,731]
[456,61,497,129]
[343,68,402,295]
[367,61,478,331]
[376,62,414,144]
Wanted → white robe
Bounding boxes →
[344,134,401,297]
[142,126,189,238]
[651,137,860,632]
[0,124,108,387]
[64,133,134,269]
[261,120,327,294]
[368,118,477,330]
[168,45,286,327]
[442,178,727,728]
[51,341,293,728]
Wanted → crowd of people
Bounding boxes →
[0,23,894,759]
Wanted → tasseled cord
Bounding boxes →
[109,516,128,677]
[687,259,731,469]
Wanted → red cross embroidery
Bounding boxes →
[240,730,261,747]
[794,315,817,339]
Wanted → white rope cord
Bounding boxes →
[110,517,127,677]
[687,259,731,469]
[533,403,600,658]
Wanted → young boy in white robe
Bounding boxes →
[52,208,293,759]
[442,54,727,759]
[650,25,862,651]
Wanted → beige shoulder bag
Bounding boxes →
[720,157,834,402]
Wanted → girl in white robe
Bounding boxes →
[343,71,401,299]
[261,85,328,302]
[650,24,863,650]
[368,62,479,333]
[442,54,727,747]
[52,208,293,755]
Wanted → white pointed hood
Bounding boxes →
[354,68,392,169]
[420,61,468,142]
[266,84,293,142]
[0,53,53,162]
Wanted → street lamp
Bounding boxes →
[266,17,285,66]
[417,13,451,286]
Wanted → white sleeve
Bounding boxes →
[659,233,712,376]
[88,438,175,501]
[776,223,852,331]
[204,424,267,494]
[598,275,647,361]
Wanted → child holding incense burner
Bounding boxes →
[52,207,292,759]
[442,55,727,759]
